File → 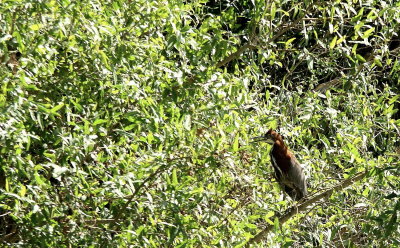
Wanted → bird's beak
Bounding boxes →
[251,136,274,144]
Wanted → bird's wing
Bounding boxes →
[288,156,307,196]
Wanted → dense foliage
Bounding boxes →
[1,0,399,247]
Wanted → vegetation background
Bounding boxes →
[1,0,399,247]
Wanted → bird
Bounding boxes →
[253,129,307,201]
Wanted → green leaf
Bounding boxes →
[99,50,110,69]
[264,211,275,224]
[271,2,276,19]
[373,57,383,67]
[356,54,366,63]
[336,35,346,45]
[34,172,46,186]
[50,103,64,113]
[245,223,257,229]
[147,132,154,144]
[285,38,296,48]
[273,217,280,232]
[329,36,337,49]
[19,184,27,197]
[29,24,42,31]
[389,95,400,105]
[233,133,239,152]
[70,99,83,112]
[362,27,375,39]
[93,119,108,126]
[172,169,178,186]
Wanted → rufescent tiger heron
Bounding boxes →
[253,129,307,201]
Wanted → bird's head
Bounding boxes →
[252,129,280,144]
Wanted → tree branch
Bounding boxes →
[315,34,400,93]
[245,171,367,246]
[215,43,255,68]
[215,2,319,68]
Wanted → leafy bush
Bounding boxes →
[1,0,399,247]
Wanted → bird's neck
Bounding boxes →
[271,140,291,170]
[274,139,287,154]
